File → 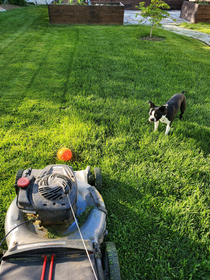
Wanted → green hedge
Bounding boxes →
[9,0,27,6]
[3,0,27,6]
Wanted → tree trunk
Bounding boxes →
[150,24,154,37]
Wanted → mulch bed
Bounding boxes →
[140,36,166,41]
[0,4,24,10]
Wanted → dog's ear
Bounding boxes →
[147,100,155,108]
[159,105,168,114]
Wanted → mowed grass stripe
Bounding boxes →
[0,7,45,49]
[0,28,78,113]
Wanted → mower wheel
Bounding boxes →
[102,242,121,280]
[0,249,5,260]
[87,166,95,185]
[93,167,102,193]
[14,169,25,195]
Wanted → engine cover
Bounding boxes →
[16,165,77,223]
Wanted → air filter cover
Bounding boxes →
[15,165,78,223]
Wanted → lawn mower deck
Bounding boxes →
[0,164,121,280]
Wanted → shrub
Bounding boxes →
[136,0,176,37]
[8,0,27,6]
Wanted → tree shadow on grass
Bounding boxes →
[102,176,210,280]
[174,121,210,156]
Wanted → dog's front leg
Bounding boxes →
[154,121,159,132]
[165,124,171,135]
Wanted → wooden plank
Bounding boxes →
[197,6,210,14]
[48,3,124,24]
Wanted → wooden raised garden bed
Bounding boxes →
[48,2,124,25]
[180,1,210,23]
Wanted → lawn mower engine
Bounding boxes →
[15,165,78,224]
[0,164,121,280]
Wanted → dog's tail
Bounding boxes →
[181,91,188,94]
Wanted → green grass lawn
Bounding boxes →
[0,5,210,280]
[179,22,210,35]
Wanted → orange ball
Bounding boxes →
[57,148,73,161]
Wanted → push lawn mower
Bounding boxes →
[0,164,121,280]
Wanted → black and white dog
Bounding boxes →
[148,91,187,135]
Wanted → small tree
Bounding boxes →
[136,0,176,38]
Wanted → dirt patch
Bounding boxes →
[0,4,23,11]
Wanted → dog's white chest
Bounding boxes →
[160,115,170,125]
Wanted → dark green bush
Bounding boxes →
[8,0,27,6]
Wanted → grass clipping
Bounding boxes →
[45,205,95,239]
